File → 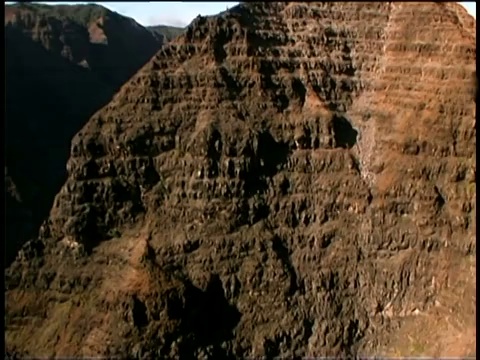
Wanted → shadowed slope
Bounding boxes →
[4,2,175,266]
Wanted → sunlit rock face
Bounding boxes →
[6,2,476,358]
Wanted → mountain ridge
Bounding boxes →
[6,1,476,358]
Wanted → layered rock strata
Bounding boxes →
[6,2,476,358]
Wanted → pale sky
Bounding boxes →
[7,2,477,27]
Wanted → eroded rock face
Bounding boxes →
[4,3,181,266]
[6,2,476,358]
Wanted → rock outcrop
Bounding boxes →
[4,3,181,266]
[6,2,476,358]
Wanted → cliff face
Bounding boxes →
[4,3,178,266]
[6,2,476,358]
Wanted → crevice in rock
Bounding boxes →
[219,65,242,99]
[291,78,307,106]
[303,318,314,343]
[132,295,149,329]
[176,275,241,355]
[332,115,358,149]
[256,131,290,177]
[263,338,281,358]
[433,185,446,210]
[271,236,302,296]
[213,29,228,63]
[280,177,290,195]
[274,93,290,112]
[244,131,290,197]
[206,128,223,178]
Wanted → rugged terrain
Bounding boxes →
[6,2,476,358]
[4,3,182,266]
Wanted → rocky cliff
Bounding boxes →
[5,3,181,266]
[6,2,476,358]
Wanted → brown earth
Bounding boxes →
[5,2,476,358]
[4,3,182,266]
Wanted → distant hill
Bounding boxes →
[148,24,185,42]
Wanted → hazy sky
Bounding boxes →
[13,2,477,27]
[460,1,476,18]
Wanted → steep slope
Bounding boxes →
[4,3,171,266]
[6,2,476,358]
